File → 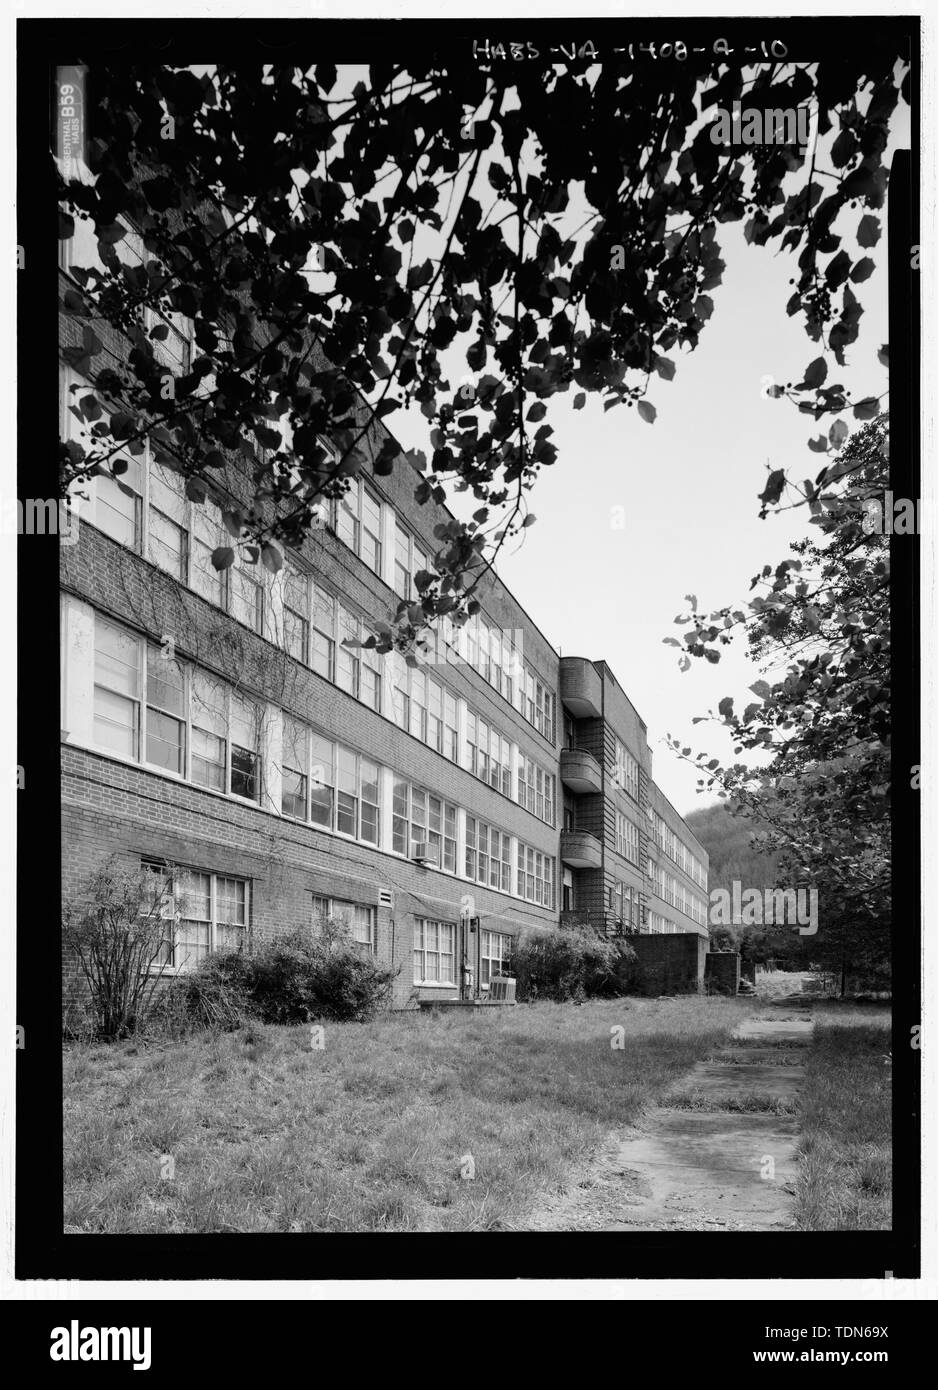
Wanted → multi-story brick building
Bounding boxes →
[58,215,708,1012]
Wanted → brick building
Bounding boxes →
[58,215,708,1012]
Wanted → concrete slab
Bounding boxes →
[607,1110,801,1228]
[667,1063,807,1099]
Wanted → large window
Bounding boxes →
[289,729,379,845]
[513,659,555,743]
[615,811,640,866]
[609,880,640,931]
[145,643,186,774]
[282,715,309,819]
[465,818,512,892]
[145,863,248,972]
[466,712,512,796]
[613,738,640,801]
[92,615,263,803]
[147,461,188,581]
[480,930,511,987]
[93,617,141,758]
[230,557,265,635]
[310,894,375,951]
[283,566,311,663]
[393,520,429,598]
[518,755,555,825]
[413,918,456,986]
[517,843,555,908]
[337,478,384,576]
[392,780,457,871]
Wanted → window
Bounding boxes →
[282,715,309,819]
[310,895,375,951]
[337,603,360,697]
[147,863,248,972]
[191,503,227,608]
[443,692,458,762]
[466,818,512,891]
[361,635,382,713]
[90,614,273,801]
[230,557,265,634]
[513,658,555,743]
[393,780,456,871]
[517,843,555,908]
[615,811,640,866]
[337,479,383,576]
[146,643,186,774]
[148,462,188,581]
[393,520,428,598]
[312,588,336,680]
[309,732,335,828]
[93,618,141,758]
[480,931,510,987]
[190,669,227,790]
[613,738,639,800]
[413,918,456,985]
[230,694,261,801]
[283,567,310,663]
[518,755,555,824]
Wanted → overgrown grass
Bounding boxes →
[795,1006,892,1230]
[64,996,752,1233]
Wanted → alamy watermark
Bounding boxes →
[710,101,812,149]
[1,496,80,545]
[709,880,818,936]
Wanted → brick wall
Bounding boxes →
[626,933,708,996]
[705,951,741,995]
[62,744,557,1010]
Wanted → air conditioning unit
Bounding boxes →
[487,976,517,1004]
[412,843,439,866]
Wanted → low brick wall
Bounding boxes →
[705,951,741,995]
[626,933,708,996]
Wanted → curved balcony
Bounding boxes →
[559,747,603,794]
[559,656,602,718]
[560,828,603,869]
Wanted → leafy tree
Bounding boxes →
[57,54,907,653]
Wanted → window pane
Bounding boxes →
[93,687,137,758]
[231,746,259,800]
[282,767,307,818]
[146,648,185,715]
[95,619,140,697]
[146,709,185,774]
[149,508,187,580]
[192,728,225,789]
[96,473,140,548]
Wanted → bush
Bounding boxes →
[152,951,255,1036]
[245,921,397,1023]
[62,857,175,1040]
[510,924,636,1003]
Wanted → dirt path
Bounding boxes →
[527,995,814,1231]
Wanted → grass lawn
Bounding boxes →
[64,996,753,1233]
[795,1004,892,1231]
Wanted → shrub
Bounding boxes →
[244,920,397,1023]
[152,950,255,1036]
[510,924,636,1003]
[62,857,175,1039]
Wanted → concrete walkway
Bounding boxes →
[528,995,814,1232]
